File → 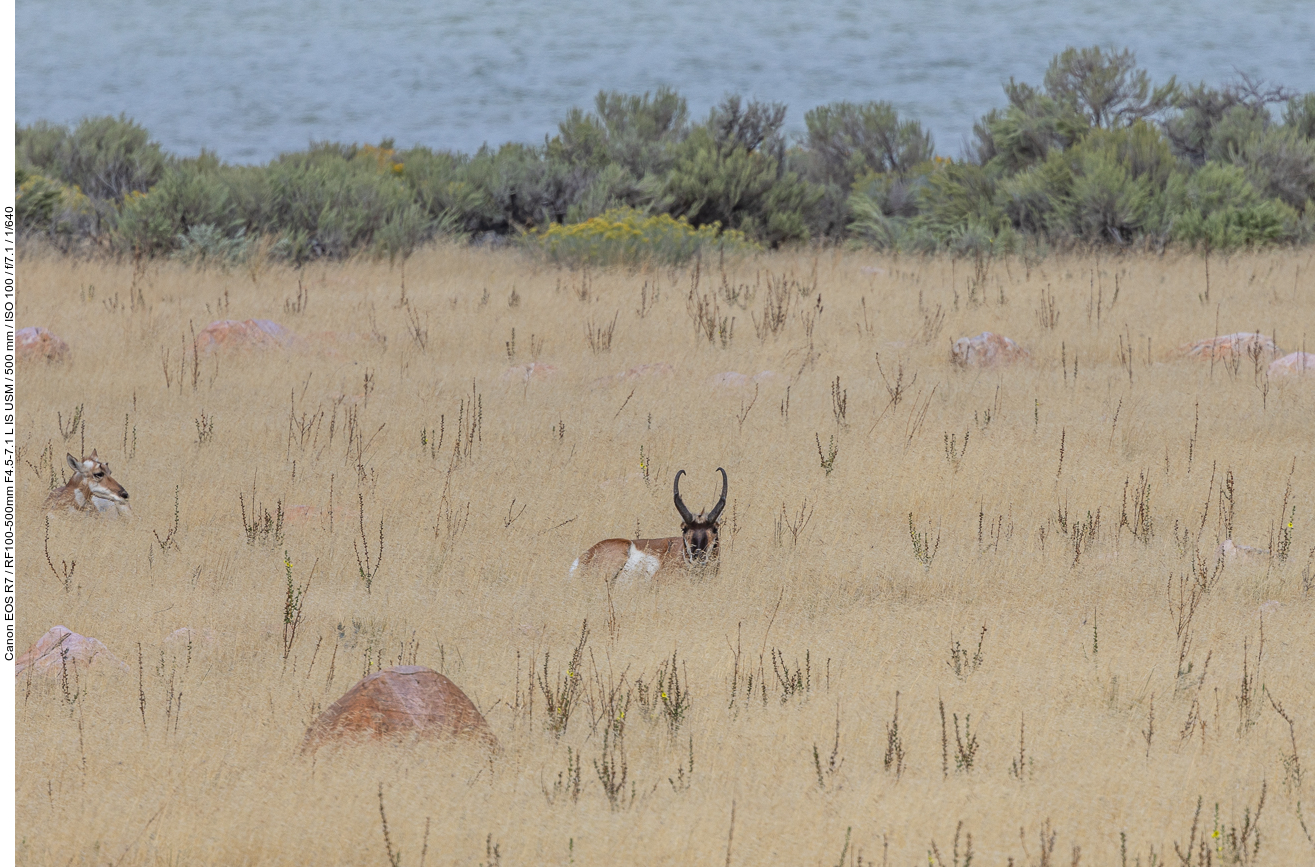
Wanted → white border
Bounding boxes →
[3,0,18,856]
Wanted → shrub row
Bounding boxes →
[16,46,1315,263]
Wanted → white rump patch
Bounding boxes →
[569,558,580,577]
[620,543,662,583]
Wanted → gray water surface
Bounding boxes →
[16,0,1315,163]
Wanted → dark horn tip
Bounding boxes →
[673,469,695,524]
[708,467,729,522]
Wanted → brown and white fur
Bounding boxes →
[44,451,132,516]
[571,468,726,583]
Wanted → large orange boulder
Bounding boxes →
[16,327,70,363]
[15,626,128,677]
[1179,332,1281,362]
[951,332,1029,368]
[302,666,497,753]
[194,319,296,353]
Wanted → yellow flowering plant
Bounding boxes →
[527,208,758,268]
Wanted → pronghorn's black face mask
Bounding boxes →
[674,468,728,564]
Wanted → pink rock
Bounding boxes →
[194,319,296,353]
[951,332,1030,368]
[302,666,497,753]
[15,626,128,677]
[502,362,558,383]
[1179,332,1281,362]
[283,505,318,525]
[16,327,69,363]
[593,362,676,388]
[1268,352,1315,376]
[620,362,674,380]
[1218,539,1269,562]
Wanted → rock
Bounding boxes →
[16,327,70,363]
[15,626,128,677]
[618,362,675,381]
[592,362,675,389]
[1179,332,1281,362]
[951,332,1029,368]
[194,319,296,353]
[1218,539,1269,562]
[283,505,318,525]
[502,362,558,383]
[1268,352,1315,376]
[302,666,497,753]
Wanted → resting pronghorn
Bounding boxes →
[44,451,132,516]
[571,468,727,583]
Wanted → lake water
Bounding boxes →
[16,0,1315,164]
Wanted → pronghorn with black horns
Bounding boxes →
[44,451,132,516]
[571,468,727,583]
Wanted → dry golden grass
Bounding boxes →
[15,244,1315,866]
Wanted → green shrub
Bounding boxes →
[550,88,687,180]
[236,142,432,260]
[664,98,822,246]
[57,115,168,202]
[1236,126,1315,211]
[15,170,64,230]
[799,102,932,237]
[803,101,933,188]
[114,152,236,253]
[528,207,757,268]
[13,60,1315,260]
[981,90,1087,174]
[1206,105,1270,163]
[397,147,484,234]
[1165,162,1296,249]
[997,156,1070,235]
[1064,148,1154,243]
[15,169,96,239]
[1283,93,1315,139]
[913,162,1006,244]
[16,121,68,177]
[1042,46,1177,130]
[845,166,939,251]
[172,224,251,267]
[1166,80,1293,166]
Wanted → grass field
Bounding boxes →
[15,244,1315,865]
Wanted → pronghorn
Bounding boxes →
[44,451,132,516]
[571,468,727,583]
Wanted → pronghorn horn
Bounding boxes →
[673,470,696,525]
[707,467,728,524]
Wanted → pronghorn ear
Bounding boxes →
[66,453,81,472]
[89,449,100,460]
